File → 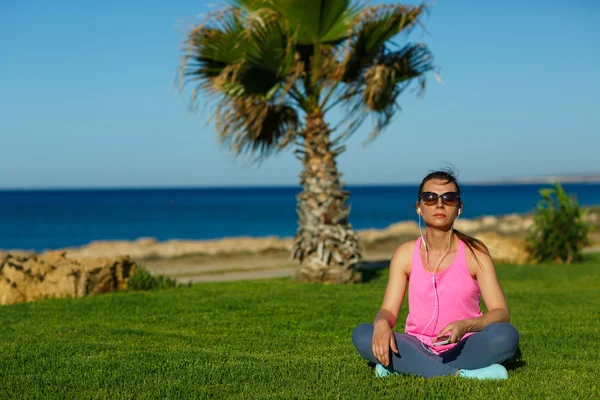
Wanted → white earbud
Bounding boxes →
[418,212,427,248]
[417,217,454,355]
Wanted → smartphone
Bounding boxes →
[432,336,451,346]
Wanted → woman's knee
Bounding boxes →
[352,323,373,351]
[485,323,520,353]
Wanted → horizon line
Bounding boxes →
[2,178,600,191]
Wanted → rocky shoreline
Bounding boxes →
[3,211,598,263]
[1,211,598,305]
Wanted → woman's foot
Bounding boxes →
[458,364,508,380]
[375,363,399,378]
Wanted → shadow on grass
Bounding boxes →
[357,259,390,283]
[503,346,526,371]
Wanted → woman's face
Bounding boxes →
[416,179,462,227]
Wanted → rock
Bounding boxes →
[585,212,599,224]
[0,279,26,305]
[502,213,523,224]
[453,219,482,234]
[480,216,499,228]
[0,251,137,305]
[59,236,296,260]
[0,250,34,259]
[359,221,420,244]
[497,216,534,235]
[135,237,158,246]
[473,233,528,264]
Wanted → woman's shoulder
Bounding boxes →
[462,238,495,277]
[393,239,418,257]
[389,239,418,274]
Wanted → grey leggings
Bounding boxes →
[352,322,519,378]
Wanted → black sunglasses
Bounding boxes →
[419,191,460,206]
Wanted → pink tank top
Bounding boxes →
[404,237,482,354]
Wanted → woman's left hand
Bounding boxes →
[436,320,472,344]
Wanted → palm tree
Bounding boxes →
[178,0,435,283]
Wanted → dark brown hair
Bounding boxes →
[418,168,491,265]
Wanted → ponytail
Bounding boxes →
[454,229,490,270]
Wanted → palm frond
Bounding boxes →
[379,43,434,86]
[180,5,303,105]
[178,8,246,99]
[178,1,436,161]
[339,43,434,145]
[179,5,308,162]
[246,11,294,76]
[232,0,274,12]
[238,0,361,45]
[213,96,300,163]
[341,3,426,82]
[315,0,362,43]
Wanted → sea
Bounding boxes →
[1,183,599,252]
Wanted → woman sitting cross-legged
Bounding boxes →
[352,170,520,380]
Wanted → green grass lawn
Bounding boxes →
[1,255,599,399]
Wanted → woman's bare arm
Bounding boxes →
[465,249,510,332]
[374,241,413,328]
[371,241,413,366]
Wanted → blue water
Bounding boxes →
[1,184,599,252]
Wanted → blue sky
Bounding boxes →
[1,0,599,189]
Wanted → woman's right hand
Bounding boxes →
[372,320,399,366]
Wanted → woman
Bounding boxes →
[352,170,519,379]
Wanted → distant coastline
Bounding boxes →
[2,173,600,191]
[3,179,600,192]
[471,173,600,185]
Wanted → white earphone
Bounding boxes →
[417,206,459,354]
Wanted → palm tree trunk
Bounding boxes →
[291,112,362,283]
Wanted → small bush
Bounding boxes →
[525,182,592,264]
[127,265,178,291]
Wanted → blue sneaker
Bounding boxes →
[375,363,399,378]
[458,364,508,380]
